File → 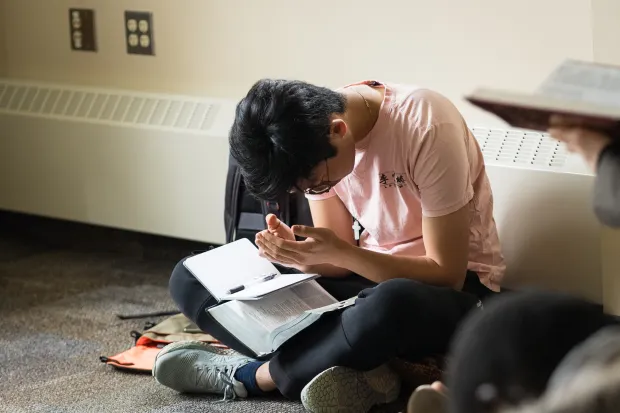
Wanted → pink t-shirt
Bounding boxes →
[307,81,505,291]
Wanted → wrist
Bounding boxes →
[333,241,357,270]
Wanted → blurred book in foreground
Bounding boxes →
[466,60,620,138]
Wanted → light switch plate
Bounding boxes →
[125,11,154,56]
[69,8,97,52]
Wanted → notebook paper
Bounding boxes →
[183,239,279,301]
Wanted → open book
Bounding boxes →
[183,239,355,357]
[209,282,355,357]
[466,60,620,138]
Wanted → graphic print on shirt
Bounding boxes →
[379,171,408,189]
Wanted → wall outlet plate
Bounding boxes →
[125,11,155,56]
[69,8,97,52]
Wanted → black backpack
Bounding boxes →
[224,154,314,244]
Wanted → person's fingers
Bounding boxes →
[549,115,613,136]
[266,214,298,240]
[261,249,294,266]
[258,246,278,262]
[255,230,269,246]
[256,233,305,264]
[549,114,584,128]
[258,241,296,265]
[550,127,597,145]
[256,233,279,255]
[548,126,585,145]
[291,225,324,240]
[259,247,287,264]
[262,231,312,253]
[548,127,565,138]
[259,248,280,263]
[266,214,280,231]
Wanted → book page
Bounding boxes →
[269,296,358,352]
[236,295,310,331]
[539,60,620,108]
[231,281,337,331]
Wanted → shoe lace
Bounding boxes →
[196,363,242,402]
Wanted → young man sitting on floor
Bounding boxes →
[153,79,505,413]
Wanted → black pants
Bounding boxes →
[169,257,494,399]
[445,291,620,413]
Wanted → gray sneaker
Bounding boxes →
[301,364,401,413]
[153,341,254,400]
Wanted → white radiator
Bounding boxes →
[472,126,620,313]
[0,79,618,313]
[0,79,236,245]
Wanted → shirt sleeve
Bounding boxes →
[412,122,474,217]
[304,187,338,202]
[594,140,620,228]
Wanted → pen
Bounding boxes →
[227,273,278,295]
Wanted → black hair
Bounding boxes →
[229,79,346,200]
[447,291,616,413]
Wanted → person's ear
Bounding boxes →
[330,119,348,140]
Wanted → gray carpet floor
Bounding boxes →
[0,228,311,412]
[0,218,404,413]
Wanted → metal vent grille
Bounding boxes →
[472,127,568,168]
[0,81,215,132]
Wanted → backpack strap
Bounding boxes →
[224,154,243,244]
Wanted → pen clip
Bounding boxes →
[255,272,277,281]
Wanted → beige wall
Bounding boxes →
[0,0,596,126]
[1,0,619,305]
[592,0,620,66]
[0,1,7,76]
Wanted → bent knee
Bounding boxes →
[168,256,206,318]
[167,255,219,328]
[367,279,427,317]
[372,278,426,301]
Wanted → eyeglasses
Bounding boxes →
[295,159,335,195]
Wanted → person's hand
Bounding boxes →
[548,115,612,172]
[255,214,296,266]
[265,213,295,241]
[255,225,349,268]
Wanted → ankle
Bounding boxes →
[256,362,277,392]
[233,361,276,396]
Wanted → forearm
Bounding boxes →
[335,243,463,287]
[594,141,620,227]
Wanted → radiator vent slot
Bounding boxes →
[0,81,217,133]
[472,127,568,168]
